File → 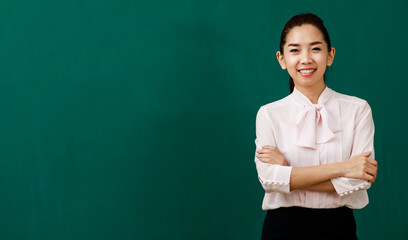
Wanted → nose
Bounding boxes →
[300,51,312,64]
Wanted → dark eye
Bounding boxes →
[289,49,299,53]
[312,47,321,51]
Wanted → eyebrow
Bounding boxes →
[287,41,323,47]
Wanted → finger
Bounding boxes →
[372,174,377,183]
[367,158,377,166]
[363,173,374,182]
[262,146,283,155]
[257,149,274,154]
[259,158,269,163]
[258,157,275,164]
[256,154,263,160]
[365,165,377,175]
[370,173,376,183]
[256,153,268,158]
[256,154,275,161]
[364,167,377,183]
[365,167,377,177]
[366,160,377,170]
[365,163,378,172]
[262,145,276,150]
[359,152,371,157]
[260,153,282,161]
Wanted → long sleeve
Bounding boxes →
[331,100,375,196]
[254,107,293,194]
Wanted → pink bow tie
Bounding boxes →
[295,104,339,149]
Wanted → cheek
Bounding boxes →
[284,57,298,70]
[315,55,329,67]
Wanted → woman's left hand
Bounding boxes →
[256,145,288,166]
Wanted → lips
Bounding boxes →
[298,68,316,77]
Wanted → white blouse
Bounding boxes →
[254,86,375,210]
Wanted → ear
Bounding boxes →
[276,51,286,70]
[327,47,335,66]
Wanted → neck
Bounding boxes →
[295,83,327,104]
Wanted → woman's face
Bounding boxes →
[277,24,335,90]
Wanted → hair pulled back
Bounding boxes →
[279,13,332,93]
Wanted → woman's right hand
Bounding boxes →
[256,145,288,166]
[341,152,378,183]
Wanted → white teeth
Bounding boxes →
[299,69,315,73]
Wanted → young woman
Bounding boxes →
[254,13,378,239]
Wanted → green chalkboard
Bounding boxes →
[0,0,406,239]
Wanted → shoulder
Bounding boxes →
[333,90,372,111]
[332,90,373,120]
[256,95,292,121]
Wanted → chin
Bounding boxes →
[293,77,324,89]
[295,80,319,88]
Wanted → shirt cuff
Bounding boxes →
[331,177,371,196]
[258,165,293,194]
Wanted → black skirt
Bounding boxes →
[261,206,358,240]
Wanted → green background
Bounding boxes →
[0,0,406,239]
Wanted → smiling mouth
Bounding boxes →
[298,69,316,73]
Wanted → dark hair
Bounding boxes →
[279,13,332,93]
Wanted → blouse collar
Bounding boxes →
[290,86,340,149]
[292,86,335,106]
